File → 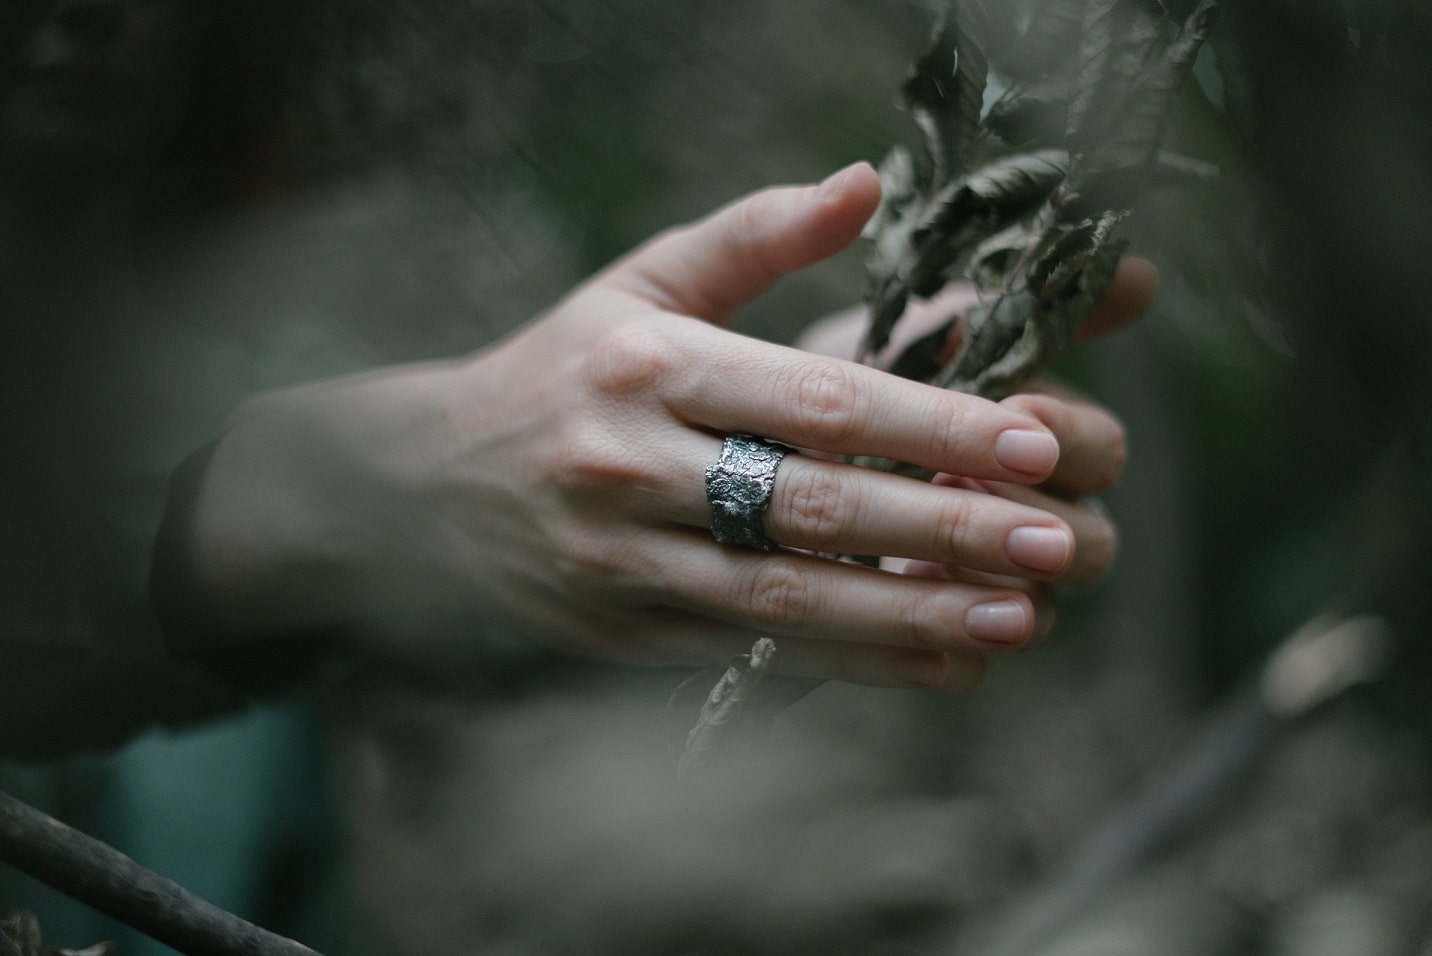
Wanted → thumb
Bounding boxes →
[606,162,882,324]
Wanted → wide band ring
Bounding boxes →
[705,435,795,551]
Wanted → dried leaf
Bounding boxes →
[986,80,1071,147]
[1011,0,1085,77]
[863,144,918,240]
[1066,0,1122,138]
[902,5,991,190]
[938,235,1126,399]
[1027,210,1126,298]
[960,148,1070,209]
[886,313,964,383]
[1105,0,1169,84]
[862,149,1068,359]
[1075,0,1219,204]
[951,6,990,166]
[902,15,962,190]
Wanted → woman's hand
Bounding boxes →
[171,163,1152,692]
[797,256,1157,651]
[896,383,1136,647]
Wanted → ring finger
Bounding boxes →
[670,433,1076,580]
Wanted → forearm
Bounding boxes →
[151,358,470,648]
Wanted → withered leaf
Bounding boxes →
[1067,0,1122,139]
[1075,0,1219,207]
[864,0,1218,404]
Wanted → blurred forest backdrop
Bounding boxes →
[4,0,1432,953]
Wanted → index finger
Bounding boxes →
[609,163,883,326]
[665,321,1062,483]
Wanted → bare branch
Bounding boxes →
[0,791,323,956]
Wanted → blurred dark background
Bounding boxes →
[2,0,1430,953]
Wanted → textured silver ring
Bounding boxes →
[705,435,795,550]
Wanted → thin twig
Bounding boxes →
[677,637,778,781]
[0,790,322,956]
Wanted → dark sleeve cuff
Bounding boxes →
[148,440,340,694]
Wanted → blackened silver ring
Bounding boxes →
[705,435,795,550]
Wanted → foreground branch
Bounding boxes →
[677,638,777,781]
[960,613,1390,956]
[0,790,322,956]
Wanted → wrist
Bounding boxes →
[159,360,467,641]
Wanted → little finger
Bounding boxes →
[680,627,988,692]
[654,531,1042,653]
[901,560,1058,644]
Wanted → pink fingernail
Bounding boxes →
[995,429,1059,475]
[1005,526,1073,573]
[965,599,1031,647]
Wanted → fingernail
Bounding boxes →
[995,429,1059,475]
[965,599,1030,647]
[890,650,950,688]
[1005,525,1073,573]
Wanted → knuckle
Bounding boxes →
[549,426,650,496]
[706,199,782,304]
[895,590,947,648]
[781,467,847,551]
[554,523,650,594]
[725,188,783,254]
[549,524,614,585]
[776,361,864,446]
[921,396,973,467]
[931,494,977,561]
[725,195,769,250]
[581,322,680,400]
[739,560,814,631]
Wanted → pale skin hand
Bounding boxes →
[798,256,1157,597]
[174,163,1154,692]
